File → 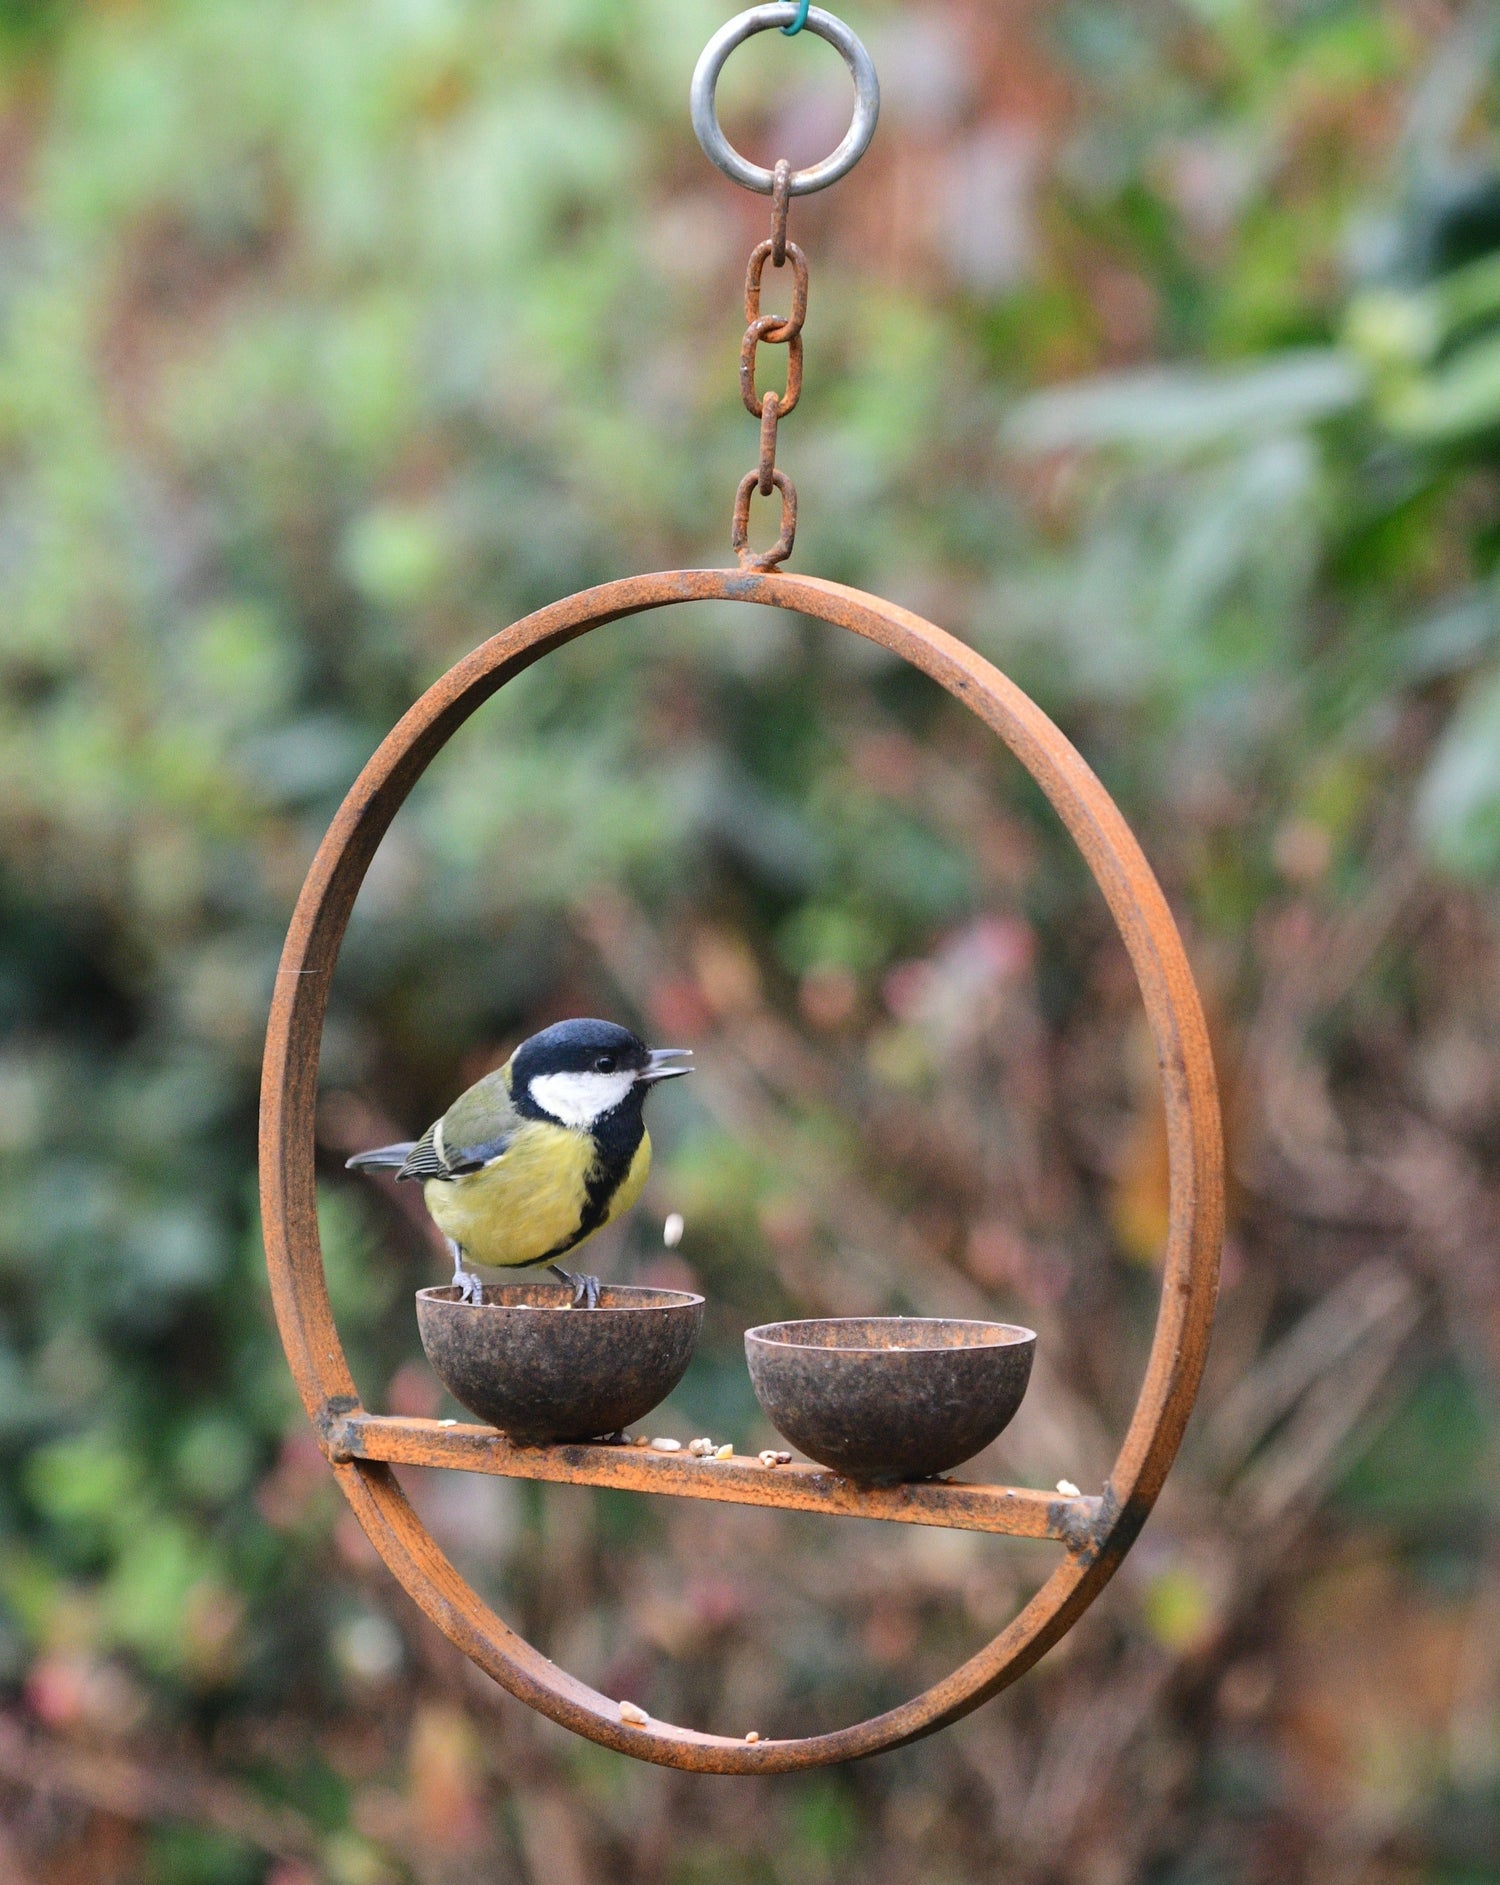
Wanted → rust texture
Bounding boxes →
[758,389,781,495]
[739,317,804,422]
[415,1282,704,1444]
[770,156,790,265]
[318,1409,1096,1544]
[745,237,808,347]
[259,567,1224,1773]
[731,469,796,572]
[731,168,804,570]
[744,1317,1036,1486]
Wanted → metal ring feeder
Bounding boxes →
[691,3,880,195]
[259,568,1224,1774]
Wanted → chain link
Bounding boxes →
[770,155,791,265]
[730,159,805,571]
[745,234,809,342]
[757,390,780,496]
[733,468,796,568]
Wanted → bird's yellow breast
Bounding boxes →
[423,1120,651,1269]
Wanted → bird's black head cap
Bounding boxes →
[511,1018,650,1084]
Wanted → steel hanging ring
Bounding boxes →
[691,4,879,196]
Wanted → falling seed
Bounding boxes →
[744,1730,761,1743]
[618,1700,649,1726]
[1056,1479,1081,1498]
[651,1437,682,1453]
[714,1443,734,1460]
[663,1212,685,1248]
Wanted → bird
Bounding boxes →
[345,1019,692,1307]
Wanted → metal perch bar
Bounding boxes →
[320,1409,1101,1546]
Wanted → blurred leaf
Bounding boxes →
[1144,1563,1220,1653]
[1004,351,1365,456]
[1382,331,1500,442]
[1336,1366,1492,1520]
[1396,587,1500,681]
[1416,664,1500,875]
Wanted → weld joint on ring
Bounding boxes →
[317,1394,363,1463]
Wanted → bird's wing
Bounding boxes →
[402,1066,520,1181]
[394,1125,453,1181]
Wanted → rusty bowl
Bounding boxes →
[745,1316,1036,1486]
[416,1283,704,1444]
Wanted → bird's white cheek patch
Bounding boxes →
[528,1070,637,1128]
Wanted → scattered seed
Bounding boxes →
[663,1212,685,1249]
[632,1435,651,1447]
[437,1418,457,1428]
[650,1437,682,1453]
[688,1437,715,1458]
[618,1700,649,1726]
[744,1730,761,1744]
[714,1443,734,1460]
[1056,1479,1081,1498]
[759,1449,791,1467]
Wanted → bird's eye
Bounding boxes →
[594,1055,616,1073]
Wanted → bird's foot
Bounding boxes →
[549,1264,601,1308]
[446,1240,485,1305]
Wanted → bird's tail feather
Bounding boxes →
[346,1142,416,1173]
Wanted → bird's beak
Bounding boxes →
[639,1047,694,1084]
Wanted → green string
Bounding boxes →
[783,0,811,34]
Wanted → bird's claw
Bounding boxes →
[550,1265,601,1308]
[445,1240,485,1305]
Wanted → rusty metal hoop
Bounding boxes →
[259,569,1222,1774]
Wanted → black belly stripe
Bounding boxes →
[538,1101,645,1263]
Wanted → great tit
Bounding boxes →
[346,1019,693,1307]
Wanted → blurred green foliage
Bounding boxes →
[1,1,1499,1881]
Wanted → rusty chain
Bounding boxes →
[693,4,879,572]
[732,160,804,571]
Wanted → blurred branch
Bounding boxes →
[0,1819,42,1885]
[1232,1286,1419,1533]
[0,1716,322,1862]
[1201,1258,1418,1478]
